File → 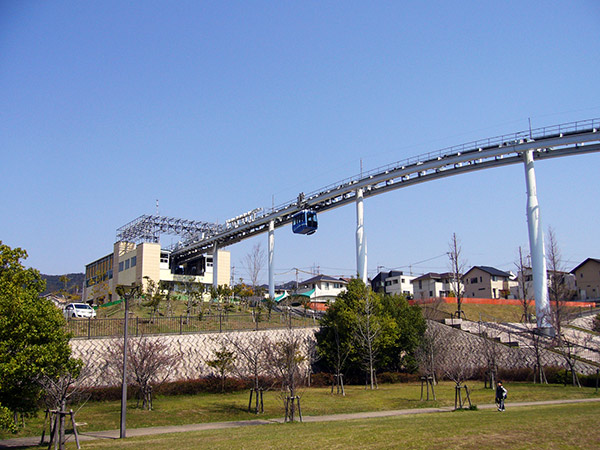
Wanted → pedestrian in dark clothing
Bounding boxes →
[495,381,507,411]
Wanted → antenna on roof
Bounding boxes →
[156,199,159,215]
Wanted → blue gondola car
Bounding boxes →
[292,210,318,235]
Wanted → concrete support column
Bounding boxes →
[523,150,553,334]
[212,243,219,290]
[356,188,368,284]
[268,220,275,299]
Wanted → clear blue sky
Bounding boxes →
[1,1,599,285]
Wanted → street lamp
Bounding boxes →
[115,283,140,439]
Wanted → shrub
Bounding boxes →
[310,372,333,387]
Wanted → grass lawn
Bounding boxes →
[3,382,598,441]
[42,401,600,449]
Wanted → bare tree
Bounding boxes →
[438,328,479,388]
[266,330,306,422]
[353,290,382,390]
[329,323,352,395]
[546,228,581,387]
[415,320,445,385]
[37,359,95,450]
[478,324,501,389]
[225,334,273,413]
[515,246,532,322]
[245,243,266,292]
[448,233,466,318]
[527,326,548,384]
[105,336,181,410]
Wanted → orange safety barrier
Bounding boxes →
[410,296,596,308]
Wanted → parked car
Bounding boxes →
[64,303,96,319]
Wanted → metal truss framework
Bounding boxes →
[169,118,600,262]
[116,215,224,244]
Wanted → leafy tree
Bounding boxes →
[0,242,73,425]
[316,279,425,385]
[142,277,165,322]
[206,344,236,393]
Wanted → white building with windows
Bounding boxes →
[84,241,230,304]
[296,274,348,305]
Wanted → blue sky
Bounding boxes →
[1,1,599,284]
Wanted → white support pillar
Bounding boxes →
[523,150,553,334]
[268,220,275,299]
[212,243,219,290]
[356,188,368,284]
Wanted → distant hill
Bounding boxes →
[41,273,85,296]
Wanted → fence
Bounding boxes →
[66,311,318,339]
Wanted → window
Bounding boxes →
[470,277,478,284]
[131,256,136,267]
[125,259,130,270]
[119,261,124,272]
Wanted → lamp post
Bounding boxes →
[116,284,139,439]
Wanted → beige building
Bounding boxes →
[463,266,516,299]
[411,272,456,299]
[571,258,600,300]
[84,241,230,304]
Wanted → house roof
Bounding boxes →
[412,272,453,282]
[372,270,403,283]
[300,274,347,285]
[570,258,600,274]
[464,266,511,278]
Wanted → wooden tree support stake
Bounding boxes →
[454,384,472,410]
[420,376,436,401]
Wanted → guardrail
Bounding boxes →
[66,311,319,339]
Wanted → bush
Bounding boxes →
[310,372,333,387]
[378,372,420,384]
[82,376,260,402]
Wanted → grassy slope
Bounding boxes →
[58,401,600,450]
[3,382,598,440]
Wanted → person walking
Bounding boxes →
[495,381,507,411]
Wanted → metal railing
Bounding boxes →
[66,311,319,339]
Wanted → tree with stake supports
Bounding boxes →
[267,331,306,422]
[226,334,273,413]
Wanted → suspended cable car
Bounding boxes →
[292,210,318,235]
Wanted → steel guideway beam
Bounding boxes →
[170,120,600,259]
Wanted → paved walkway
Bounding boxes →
[1,397,599,449]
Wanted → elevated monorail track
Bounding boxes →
[170,118,600,263]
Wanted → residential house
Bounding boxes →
[570,258,600,300]
[371,271,415,297]
[411,272,454,300]
[296,274,348,306]
[463,266,517,299]
[510,267,576,300]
